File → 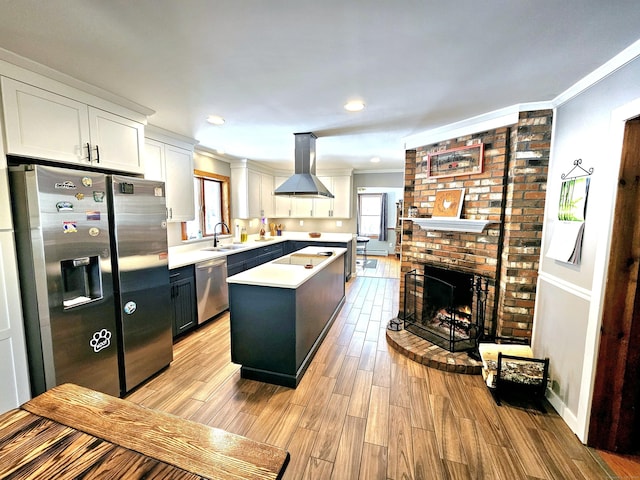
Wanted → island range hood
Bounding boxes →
[274,132,334,198]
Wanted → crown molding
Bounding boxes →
[403,102,552,149]
[552,38,640,107]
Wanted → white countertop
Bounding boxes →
[226,246,347,289]
[168,231,354,269]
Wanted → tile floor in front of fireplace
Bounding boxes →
[125,271,613,479]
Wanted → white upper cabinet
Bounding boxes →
[1,77,144,174]
[87,107,144,173]
[144,135,195,222]
[231,161,274,219]
[313,175,352,218]
[276,173,352,219]
[291,196,314,218]
[274,176,293,217]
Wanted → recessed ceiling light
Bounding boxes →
[207,115,225,125]
[370,156,381,163]
[344,100,365,112]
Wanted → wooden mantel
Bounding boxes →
[401,217,498,233]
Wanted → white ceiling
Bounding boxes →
[0,1,639,172]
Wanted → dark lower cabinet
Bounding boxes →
[227,242,285,276]
[169,265,197,338]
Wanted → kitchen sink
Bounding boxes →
[202,244,246,252]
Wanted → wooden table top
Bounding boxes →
[0,383,289,480]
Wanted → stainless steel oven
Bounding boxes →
[195,257,229,324]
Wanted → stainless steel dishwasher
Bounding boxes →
[195,257,229,324]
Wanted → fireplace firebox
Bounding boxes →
[402,267,488,352]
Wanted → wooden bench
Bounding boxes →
[0,383,289,479]
[478,343,549,411]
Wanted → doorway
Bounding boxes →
[588,117,640,453]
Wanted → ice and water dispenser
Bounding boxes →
[61,256,103,308]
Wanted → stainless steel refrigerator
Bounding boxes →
[107,174,172,393]
[10,164,173,397]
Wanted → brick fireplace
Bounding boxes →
[400,109,552,343]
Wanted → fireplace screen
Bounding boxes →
[402,268,488,352]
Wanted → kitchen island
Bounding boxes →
[227,246,346,387]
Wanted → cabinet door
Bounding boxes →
[172,277,197,337]
[313,176,333,218]
[247,170,274,218]
[292,197,314,217]
[1,77,90,165]
[0,230,31,411]
[143,139,165,182]
[274,176,292,217]
[260,173,274,217]
[247,170,262,218]
[164,145,195,222]
[330,175,352,218]
[88,107,144,174]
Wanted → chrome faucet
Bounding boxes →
[213,222,230,247]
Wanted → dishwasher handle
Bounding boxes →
[196,258,227,270]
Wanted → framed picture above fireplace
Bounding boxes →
[427,143,484,178]
[432,188,465,218]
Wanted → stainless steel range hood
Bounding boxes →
[274,132,334,198]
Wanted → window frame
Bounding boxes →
[181,170,231,240]
[358,193,383,238]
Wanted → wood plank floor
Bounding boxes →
[355,254,401,279]
[126,272,612,479]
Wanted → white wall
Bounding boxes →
[533,43,640,441]
[353,172,404,254]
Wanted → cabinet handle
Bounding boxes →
[169,207,173,219]
[94,144,100,163]
[86,143,92,162]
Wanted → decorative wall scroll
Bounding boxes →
[428,144,484,178]
[547,159,593,265]
[432,188,465,218]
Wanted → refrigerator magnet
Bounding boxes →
[90,329,112,353]
[154,186,164,197]
[93,191,105,202]
[81,176,93,187]
[56,201,73,212]
[86,211,101,221]
[124,301,137,315]
[63,221,77,233]
[75,193,85,201]
[88,227,100,237]
[55,180,77,190]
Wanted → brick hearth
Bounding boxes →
[401,109,552,342]
[386,327,482,375]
